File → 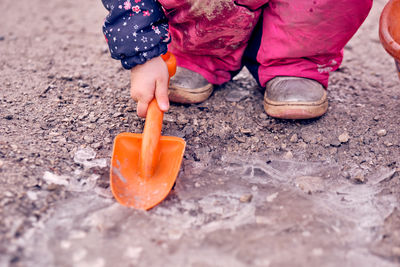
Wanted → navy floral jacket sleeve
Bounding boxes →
[102,0,170,69]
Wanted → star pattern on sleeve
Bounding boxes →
[102,0,170,69]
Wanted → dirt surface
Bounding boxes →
[1,0,400,266]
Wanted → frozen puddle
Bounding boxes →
[22,155,397,267]
[42,147,109,194]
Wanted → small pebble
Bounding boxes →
[47,184,61,191]
[259,113,267,119]
[384,141,393,147]
[4,191,13,197]
[26,191,38,201]
[240,128,252,135]
[234,136,246,143]
[92,142,102,149]
[112,112,123,118]
[373,116,380,121]
[84,135,94,143]
[284,151,294,159]
[240,194,253,203]
[338,132,350,143]
[377,129,387,137]
[73,72,82,80]
[0,160,3,169]
[354,173,365,183]
[290,134,298,143]
[330,139,341,147]
[78,80,89,88]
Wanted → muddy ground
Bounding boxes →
[1,0,400,266]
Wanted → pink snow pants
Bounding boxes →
[159,0,372,88]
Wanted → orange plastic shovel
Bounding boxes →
[110,52,186,210]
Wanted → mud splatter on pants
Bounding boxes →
[158,0,372,87]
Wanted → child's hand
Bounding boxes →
[130,56,170,118]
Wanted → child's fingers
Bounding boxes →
[137,100,150,118]
[155,78,169,112]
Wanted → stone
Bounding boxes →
[384,141,393,147]
[4,191,13,197]
[177,114,189,124]
[330,139,341,147]
[234,136,246,143]
[77,80,89,88]
[84,135,94,143]
[259,113,267,119]
[26,191,38,201]
[240,194,253,203]
[284,151,294,159]
[338,132,350,143]
[240,128,252,135]
[354,172,365,183]
[290,134,298,143]
[377,129,387,137]
[92,142,102,149]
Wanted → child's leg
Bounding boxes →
[241,0,372,119]
[243,0,373,88]
[159,0,261,85]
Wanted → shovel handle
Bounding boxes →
[139,52,176,178]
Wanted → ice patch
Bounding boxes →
[43,171,69,186]
[42,147,107,192]
[74,147,107,169]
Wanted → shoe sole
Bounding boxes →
[264,91,328,120]
[168,83,213,104]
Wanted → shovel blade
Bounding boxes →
[110,133,186,210]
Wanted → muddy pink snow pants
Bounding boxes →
[159,0,372,87]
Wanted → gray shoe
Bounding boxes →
[169,67,213,104]
[264,76,328,119]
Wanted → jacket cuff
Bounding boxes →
[120,42,169,69]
